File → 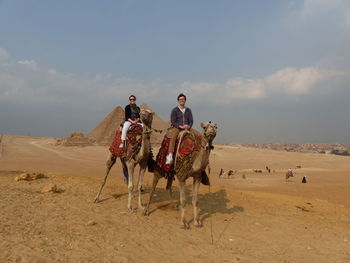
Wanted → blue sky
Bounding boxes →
[1,0,350,143]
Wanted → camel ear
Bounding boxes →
[201,122,209,129]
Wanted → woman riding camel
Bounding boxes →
[119,95,141,148]
[165,93,201,165]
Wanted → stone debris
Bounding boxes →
[87,220,97,226]
[41,184,59,193]
[15,172,47,181]
[14,173,32,181]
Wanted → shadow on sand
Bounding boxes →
[145,186,244,222]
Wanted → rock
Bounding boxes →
[15,173,32,181]
[87,220,97,226]
[41,184,58,193]
[33,173,46,179]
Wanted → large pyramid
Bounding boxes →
[88,104,169,146]
[88,106,125,146]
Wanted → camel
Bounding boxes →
[285,168,294,181]
[94,108,154,212]
[144,121,217,229]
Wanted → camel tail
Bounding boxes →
[147,149,156,173]
[201,170,210,186]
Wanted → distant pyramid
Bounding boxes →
[88,104,169,146]
[88,106,125,146]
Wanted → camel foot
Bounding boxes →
[180,221,190,230]
[128,207,136,213]
[143,208,150,216]
[194,220,202,228]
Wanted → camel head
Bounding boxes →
[140,108,154,127]
[200,121,217,143]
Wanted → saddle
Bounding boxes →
[109,124,143,160]
[156,129,201,174]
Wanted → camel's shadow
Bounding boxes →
[146,186,244,222]
[197,189,244,223]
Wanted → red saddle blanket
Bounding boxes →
[109,124,143,160]
[156,130,201,173]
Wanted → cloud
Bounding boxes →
[0,48,10,59]
[0,47,348,109]
[301,0,344,18]
[180,67,348,104]
[346,11,350,28]
[17,60,38,70]
[265,67,345,95]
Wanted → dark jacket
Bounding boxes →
[125,104,140,121]
[170,107,193,129]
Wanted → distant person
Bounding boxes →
[165,93,201,165]
[119,95,141,148]
[302,176,307,183]
[286,168,294,180]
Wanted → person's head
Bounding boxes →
[129,95,136,104]
[177,93,186,107]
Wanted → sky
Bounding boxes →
[1,0,350,143]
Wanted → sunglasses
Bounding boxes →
[130,98,135,101]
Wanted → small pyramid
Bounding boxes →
[57,132,93,147]
[88,106,125,146]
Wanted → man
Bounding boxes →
[165,93,200,165]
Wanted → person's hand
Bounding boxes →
[184,125,190,130]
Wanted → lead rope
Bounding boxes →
[207,153,214,245]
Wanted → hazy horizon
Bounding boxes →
[1,0,350,143]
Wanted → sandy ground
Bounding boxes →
[0,134,349,263]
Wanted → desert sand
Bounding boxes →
[1,134,349,263]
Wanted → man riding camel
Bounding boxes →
[165,93,201,165]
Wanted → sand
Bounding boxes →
[0,134,349,263]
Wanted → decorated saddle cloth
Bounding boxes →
[109,124,143,161]
[156,129,201,180]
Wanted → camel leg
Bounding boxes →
[143,172,160,216]
[179,180,189,229]
[166,176,176,209]
[127,163,135,212]
[137,163,147,210]
[94,153,116,203]
[192,178,202,227]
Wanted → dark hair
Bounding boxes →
[129,95,136,100]
[177,93,186,101]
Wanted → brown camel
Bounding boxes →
[144,121,217,229]
[94,108,154,212]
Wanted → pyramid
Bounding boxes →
[88,106,125,146]
[57,132,94,147]
[140,103,170,144]
[88,104,169,146]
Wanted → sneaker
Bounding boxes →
[165,152,173,165]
